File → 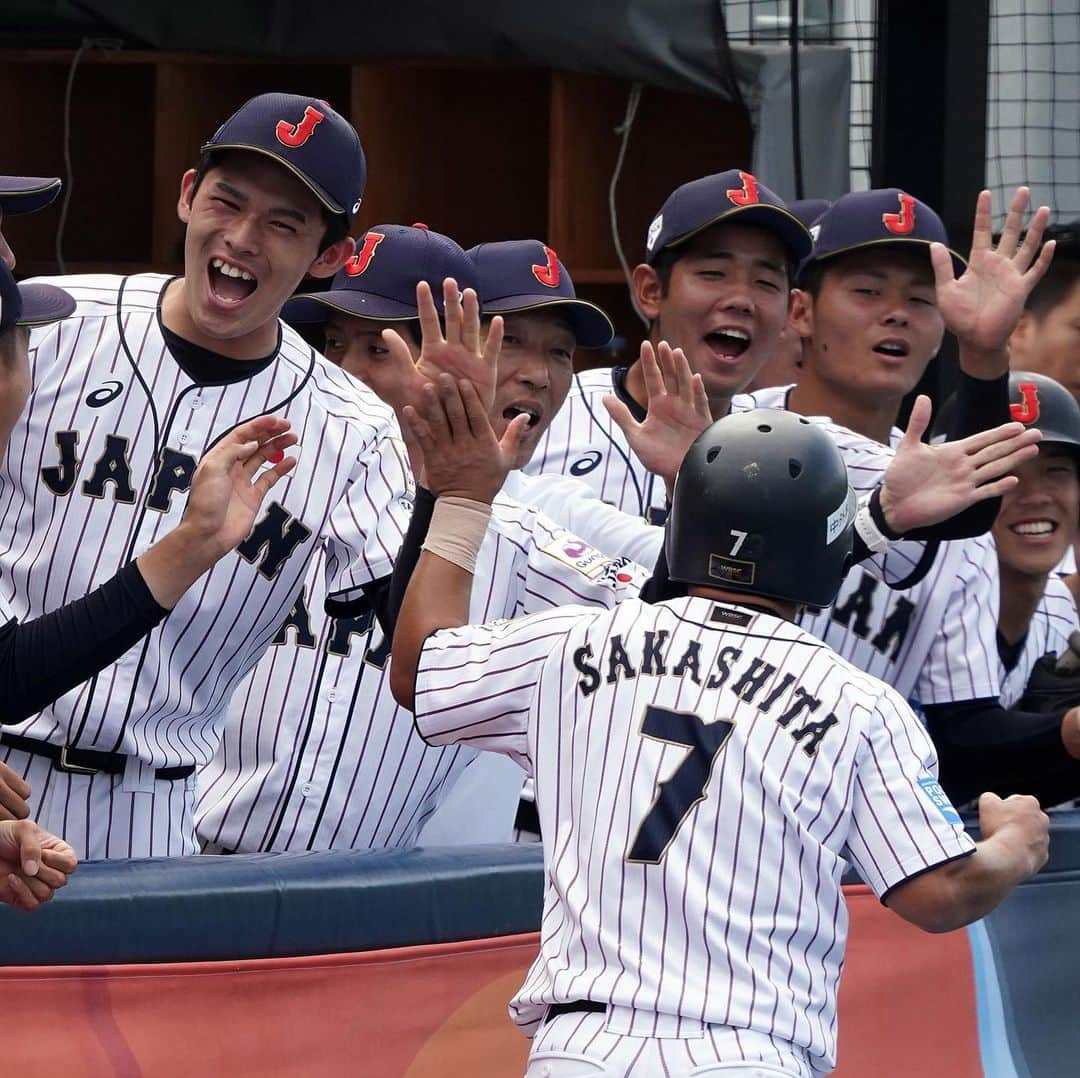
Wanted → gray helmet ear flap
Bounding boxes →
[665,410,855,609]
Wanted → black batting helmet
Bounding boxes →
[1008,371,1080,454]
[666,409,856,608]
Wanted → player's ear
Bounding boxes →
[632,263,663,322]
[177,169,197,225]
[790,287,814,339]
[1009,308,1033,359]
[308,236,355,280]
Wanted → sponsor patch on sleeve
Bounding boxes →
[541,533,616,579]
[917,775,963,825]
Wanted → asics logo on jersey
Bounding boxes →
[85,381,124,408]
[569,451,602,476]
[531,246,561,288]
[275,105,325,148]
[1009,381,1040,425]
[726,171,760,207]
[882,192,917,235]
[346,232,385,276]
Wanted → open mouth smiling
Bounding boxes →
[208,257,258,305]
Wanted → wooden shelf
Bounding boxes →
[2,48,753,360]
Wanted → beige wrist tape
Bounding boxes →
[422,496,493,574]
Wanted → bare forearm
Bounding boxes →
[886,828,1043,933]
[135,524,228,610]
[390,550,474,710]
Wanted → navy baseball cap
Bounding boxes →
[469,240,614,348]
[644,170,812,265]
[800,188,967,278]
[202,93,366,223]
[0,263,75,334]
[0,176,62,215]
[789,198,832,229]
[284,223,476,324]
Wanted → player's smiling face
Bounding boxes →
[322,314,420,408]
[487,310,576,469]
[793,248,945,405]
[993,447,1080,577]
[639,222,792,411]
[170,152,352,358]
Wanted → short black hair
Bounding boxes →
[1025,254,1080,318]
[0,323,28,369]
[190,150,349,255]
[651,224,797,298]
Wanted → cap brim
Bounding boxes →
[480,295,614,348]
[801,237,968,278]
[200,142,348,217]
[16,283,76,327]
[284,290,420,325]
[656,204,814,264]
[0,177,62,215]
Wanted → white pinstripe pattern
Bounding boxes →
[998,574,1079,707]
[0,273,410,858]
[195,478,649,853]
[415,596,974,1072]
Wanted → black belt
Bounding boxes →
[515,796,542,838]
[546,1000,606,1021]
[1,733,196,781]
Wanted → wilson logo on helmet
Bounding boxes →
[345,232,386,276]
[882,192,917,235]
[726,172,760,207]
[1010,381,1040,425]
[532,246,561,288]
[275,105,325,148]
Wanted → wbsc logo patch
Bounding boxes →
[917,776,962,825]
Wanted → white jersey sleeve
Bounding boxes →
[414,605,589,770]
[915,536,1001,705]
[323,428,413,607]
[505,470,664,569]
[844,687,976,899]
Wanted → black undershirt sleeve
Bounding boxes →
[0,562,168,725]
[377,485,438,639]
[923,697,1080,808]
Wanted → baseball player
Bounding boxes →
[0,175,62,270]
[196,234,647,853]
[931,371,1080,807]
[390,387,1049,1078]
[526,172,1052,535]
[731,190,1049,720]
[0,93,415,859]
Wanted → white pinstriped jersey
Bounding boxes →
[0,274,409,813]
[195,471,649,853]
[415,595,974,1072]
[738,387,1003,706]
[999,574,1079,707]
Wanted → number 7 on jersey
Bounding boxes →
[626,705,735,864]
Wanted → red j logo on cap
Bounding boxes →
[1010,382,1040,424]
[276,105,325,148]
[346,232,386,276]
[726,172,760,207]
[882,192,917,235]
[532,246,561,288]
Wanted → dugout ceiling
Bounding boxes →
[1,0,745,100]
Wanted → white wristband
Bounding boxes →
[854,494,893,553]
[421,496,493,574]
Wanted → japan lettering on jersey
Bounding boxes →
[998,575,1079,707]
[196,482,648,853]
[414,596,973,1072]
[1,274,410,773]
